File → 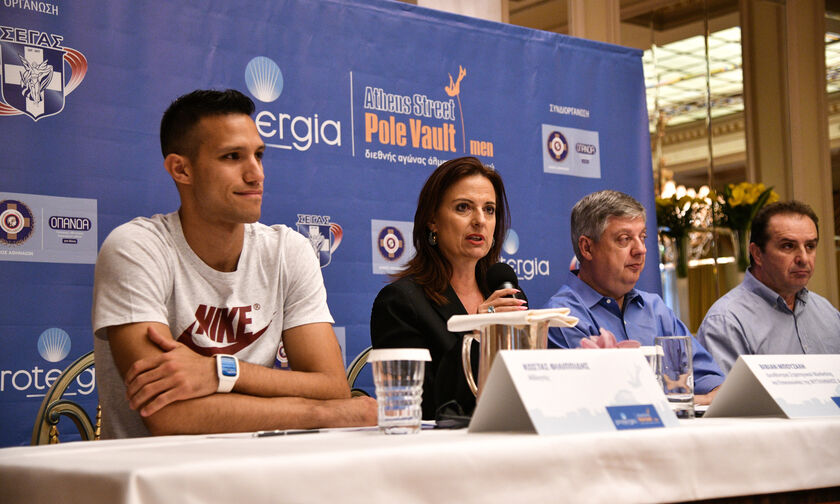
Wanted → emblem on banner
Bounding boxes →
[296,214,343,268]
[37,328,71,363]
[0,199,35,245]
[0,28,87,121]
[245,56,283,103]
[547,131,569,162]
[377,226,405,261]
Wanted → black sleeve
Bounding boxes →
[370,282,438,419]
[370,281,477,419]
[370,282,427,350]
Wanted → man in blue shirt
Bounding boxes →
[544,190,724,403]
[696,201,840,373]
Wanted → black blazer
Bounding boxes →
[370,276,478,419]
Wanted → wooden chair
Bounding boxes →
[31,350,100,445]
[345,346,372,397]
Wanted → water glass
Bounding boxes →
[368,348,431,434]
[654,336,694,419]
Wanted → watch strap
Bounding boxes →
[215,354,239,393]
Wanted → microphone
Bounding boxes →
[486,262,528,302]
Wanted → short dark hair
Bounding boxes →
[749,200,819,265]
[570,190,646,261]
[396,157,510,305]
[159,89,255,158]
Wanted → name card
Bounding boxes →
[468,349,678,435]
[705,354,840,418]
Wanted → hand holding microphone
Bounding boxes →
[477,262,528,314]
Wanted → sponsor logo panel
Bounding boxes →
[371,219,414,275]
[541,124,601,178]
[0,192,97,264]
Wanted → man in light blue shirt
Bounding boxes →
[696,201,840,373]
[544,190,724,402]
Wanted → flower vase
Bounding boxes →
[734,228,750,272]
[675,236,689,279]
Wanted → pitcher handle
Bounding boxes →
[462,331,478,397]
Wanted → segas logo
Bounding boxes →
[296,214,343,268]
[0,25,87,121]
[245,56,342,152]
[0,328,95,397]
[500,229,550,281]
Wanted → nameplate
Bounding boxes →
[705,354,840,418]
[468,349,678,435]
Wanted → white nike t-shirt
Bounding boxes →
[92,212,333,438]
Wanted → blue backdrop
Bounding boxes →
[0,0,657,447]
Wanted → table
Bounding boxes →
[1,417,839,503]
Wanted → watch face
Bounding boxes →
[220,356,238,377]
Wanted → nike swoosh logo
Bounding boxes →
[176,321,272,356]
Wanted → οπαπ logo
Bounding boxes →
[0,27,87,120]
[0,199,34,245]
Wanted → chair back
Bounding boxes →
[31,350,100,445]
[346,346,372,397]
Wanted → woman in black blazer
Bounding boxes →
[370,157,526,420]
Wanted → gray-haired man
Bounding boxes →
[543,190,724,403]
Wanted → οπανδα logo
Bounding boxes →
[0,26,87,120]
[0,199,35,245]
[296,214,343,268]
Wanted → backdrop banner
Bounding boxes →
[0,0,656,446]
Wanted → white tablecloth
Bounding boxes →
[1,417,839,503]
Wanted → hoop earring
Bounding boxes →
[428,231,438,246]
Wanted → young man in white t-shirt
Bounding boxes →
[92,89,376,438]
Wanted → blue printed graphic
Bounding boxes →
[606,405,665,430]
[0,0,654,447]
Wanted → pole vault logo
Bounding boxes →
[444,65,467,153]
[0,199,35,245]
[296,214,343,268]
[0,27,87,121]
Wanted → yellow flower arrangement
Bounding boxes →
[717,182,779,270]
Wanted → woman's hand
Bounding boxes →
[476,288,527,314]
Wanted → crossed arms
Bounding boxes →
[107,321,375,435]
